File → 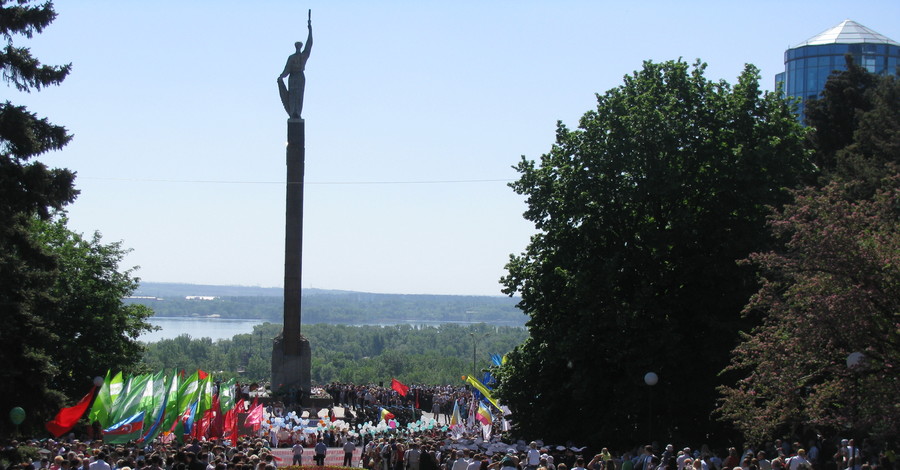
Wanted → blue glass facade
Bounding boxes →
[777,23,900,122]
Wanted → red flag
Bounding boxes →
[244,402,264,430]
[46,386,97,437]
[198,369,208,380]
[209,394,224,438]
[223,399,242,442]
[391,378,409,397]
[415,389,420,409]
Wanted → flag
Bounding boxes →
[160,370,180,434]
[476,402,492,426]
[46,386,97,437]
[490,354,504,367]
[208,393,224,438]
[89,370,121,428]
[196,374,214,419]
[449,400,463,428]
[379,407,395,421]
[103,411,145,444]
[463,375,501,411]
[223,399,242,442]
[110,373,151,424]
[390,378,409,397]
[183,401,198,435]
[219,378,237,413]
[244,402,264,430]
[139,378,171,443]
[176,371,201,417]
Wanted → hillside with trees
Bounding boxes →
[128,282,525,325]
[141,323,527,385]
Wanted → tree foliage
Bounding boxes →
[32,217,155,394]
[718,66,900,444]
[0,0,78,434]
[496,59,811,447]
[717,179,900,443]
[0,1,153,433]
[142,323,528,385]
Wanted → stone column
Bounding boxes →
[271,118,311,401]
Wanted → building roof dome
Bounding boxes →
[794,20,900,47]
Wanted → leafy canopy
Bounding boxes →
[718,65,900,444]
[497,59,811,447]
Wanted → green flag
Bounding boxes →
[111,373,151,424]
[219,378,237,413]
[88,370,112,427]
[196,374,214,418]
[142,371,173,443]
[160,370,181,435]
[141,370,166,415]
[176,371,200,417]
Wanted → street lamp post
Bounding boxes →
[644,371,658,441]
[846,351,864,463]
[470,332,491,377]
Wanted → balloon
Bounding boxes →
[93,376,105,387]
[9,407,25,425]
[644,372,659,386]
[389,421,397,429]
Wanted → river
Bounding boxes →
[141,317,524,343]
[141,317,266,343]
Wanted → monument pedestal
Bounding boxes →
[271,332,311,402]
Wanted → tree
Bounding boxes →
[717,179,900,443]
[0,0,79,433]
[496,59,812,447]
[718,63,900,445]
[805,58,900,198]
[31,217,155,397]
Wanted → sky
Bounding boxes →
[15,0,900,296]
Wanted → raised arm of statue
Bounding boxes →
[303,17,313,59]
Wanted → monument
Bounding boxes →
[271,10,313,402]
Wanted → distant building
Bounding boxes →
[185,295,217,301]
[775,20,899,122]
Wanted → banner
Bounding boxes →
[46,386,96,437]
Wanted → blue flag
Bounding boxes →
[103,411,145,444]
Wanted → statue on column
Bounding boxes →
[278,10,313,119]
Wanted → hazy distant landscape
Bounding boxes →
[129,282,526,326]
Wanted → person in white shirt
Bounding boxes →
[527,443,542,470]
[788,450,810,470]
[452,451,472,470]
[88,454,110,470]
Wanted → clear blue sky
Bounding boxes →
[17,1,900,295]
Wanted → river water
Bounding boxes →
[141,317,524,343]
[140,317,266,343]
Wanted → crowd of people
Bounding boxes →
[2,432,895,470]
[323,383,473,423]
[2,382,895,470]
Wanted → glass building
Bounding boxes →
[775,20,900,121]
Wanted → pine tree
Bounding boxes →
[0,0,78,433]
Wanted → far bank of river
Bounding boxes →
[141,317,523,343]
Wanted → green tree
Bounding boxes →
[497,59,811,447]
[805,57,899,198]
[30,217,155,397]
[0,0,78,433]
[717,179,900,444]
[718,64,900,445]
